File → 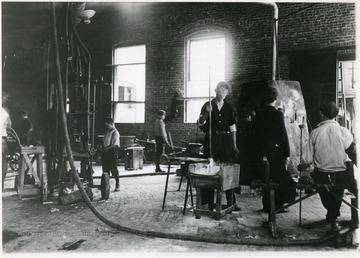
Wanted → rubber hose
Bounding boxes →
[51,3,352,247]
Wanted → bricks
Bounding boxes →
[2,3,355,156]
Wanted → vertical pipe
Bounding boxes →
[208,66,212,159]
[340,63,347,128]
[258,2,278,80]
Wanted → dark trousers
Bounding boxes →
[312,169,347,223]
[202,133,237,208]
[101,148,119,187]
[262,157,288,211]
[155,136,164,170]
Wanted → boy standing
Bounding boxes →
[154,110,170,172]
[102,117,120,191]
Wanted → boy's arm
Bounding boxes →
[297,137,314,171]
[161,121,170,146]
[103,130,120,152]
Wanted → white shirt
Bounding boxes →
[303,120,353,172]
[103,127,120,148]
[2,108,11,137]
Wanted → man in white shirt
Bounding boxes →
[298,102,356,231]
[2,107,11,189]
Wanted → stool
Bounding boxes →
[251,179,279,237]
[189,163,240,220]
[193,183,235,220]
[17,146,47,202]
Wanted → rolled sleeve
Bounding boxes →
[303,138,314,164]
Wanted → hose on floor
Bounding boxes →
[51,3,352,247]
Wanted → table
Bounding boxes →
[162,156,208,214]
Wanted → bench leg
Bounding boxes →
[195,188,202,219]
[38,154,47,202]
[351,197,358,225]
[269,188,278,238]
[18,155,26,199]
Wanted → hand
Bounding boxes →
[297,163,309,172]
[233,147,239,156]
[206,103,212,113]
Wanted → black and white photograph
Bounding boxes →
[1,1,359,255]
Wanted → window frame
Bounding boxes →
[112,43,146,124]
[184,32,226,123]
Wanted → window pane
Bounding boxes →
[114,45,146,65]
[114,103,145,123]
[113,44,146,123]
[185,99,205,123]
[190,38,225,82]
[185,36,225,122]
[114,64,145,101]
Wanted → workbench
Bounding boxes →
[189,162,240,220]
[251,180,358,238]
[161,156,208,214]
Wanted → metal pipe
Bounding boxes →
[258,2,278,80]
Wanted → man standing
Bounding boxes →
[154,110,170,172]
[102,117,120,192]
[298,102,356,231]
[198,81,240,211]
[254,87,294,213]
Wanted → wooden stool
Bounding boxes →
[189,163,240,220]
[193,182,235,220]
[17,146,47,202]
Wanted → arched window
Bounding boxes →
[184,32,226,123]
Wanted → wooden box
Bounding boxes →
[189,162,240,191]
[124,147,144,170]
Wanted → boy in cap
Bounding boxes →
[154,110,170,172]
[298,102,356,231]
[102,117,120,192]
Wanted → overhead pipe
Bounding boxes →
[258,2,278,80]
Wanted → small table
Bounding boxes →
[189,163,240,220]
[162,156,208,214]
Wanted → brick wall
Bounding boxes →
[75,2,357,145]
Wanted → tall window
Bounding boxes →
[185,35,225,123]
[113,45,146,123]
[337,59,356,133]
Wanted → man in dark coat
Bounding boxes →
[254,87,294,212]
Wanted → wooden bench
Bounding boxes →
[251,158,358,238]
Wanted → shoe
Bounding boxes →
[276,208,289,214]
[331,221,341,232]
[156,169,165,173]
[233,204,242,211]
[114,187,120,192]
